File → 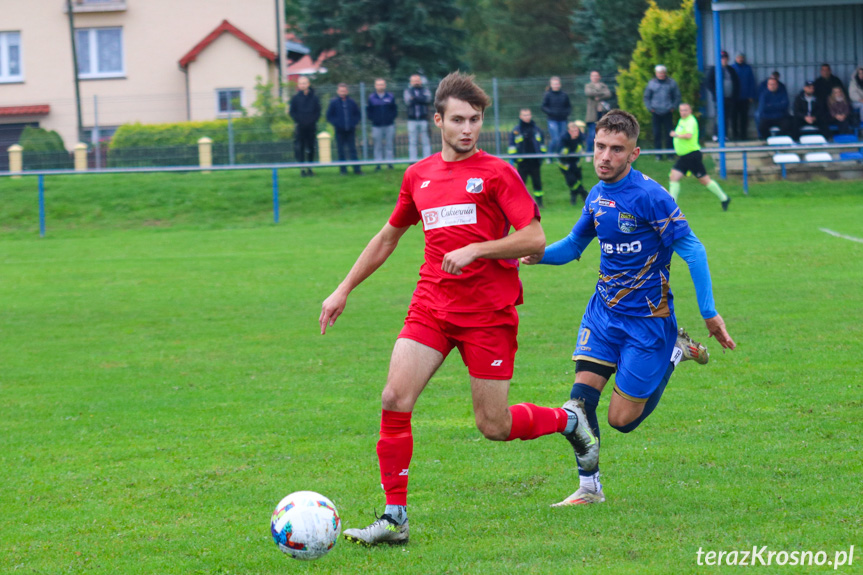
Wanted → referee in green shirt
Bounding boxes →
[669,103,731,211]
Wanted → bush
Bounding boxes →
[19,126,73,170]
[616,0,700,142]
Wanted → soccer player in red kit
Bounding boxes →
[320,72,592,546]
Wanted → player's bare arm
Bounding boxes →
[320,222,410,334]
[520,248,545,265]
[441,218,545,275]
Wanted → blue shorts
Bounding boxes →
[573,294,677,402]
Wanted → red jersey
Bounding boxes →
[388,150,540,312]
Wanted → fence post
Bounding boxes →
[74,143,88,171]
[198,137,212,173]
[492,78,501,156]
[8,144,22,178]
[317,132,332,164]
[742,151,749,195]
[39,174,46,237]
[272,168,279,224]
[359,81,368,160]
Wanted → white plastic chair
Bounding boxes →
[799,135,828,146]
[804,152,833,162]
[772,153,800,163]
[767,136,795,146]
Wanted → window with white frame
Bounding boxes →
[0,31,23,82]
[217,89,243,115]
[75,27,124,79]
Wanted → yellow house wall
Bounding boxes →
[0,0,283,149]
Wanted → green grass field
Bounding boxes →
[1,160,861,574]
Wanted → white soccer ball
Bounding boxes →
[270,491,341,560]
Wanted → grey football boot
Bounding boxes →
[343,514,409,546]
[676,327,709,365]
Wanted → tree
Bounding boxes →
[298,0,464,79]
[571,0,684,77]
[318,53,391,86]
[458,0,578,77]
[616,0,699,141]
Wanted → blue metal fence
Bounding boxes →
[3,143,861,237]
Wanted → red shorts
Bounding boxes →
[398,301,519,380]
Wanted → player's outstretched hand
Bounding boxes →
[320,289,348,335]
[705,313,736,350]
[442,244,479,275]
[520,250,545,265]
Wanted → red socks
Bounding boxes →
[377,410,413,506]
[377,404,567,504]
[506,403,568,441]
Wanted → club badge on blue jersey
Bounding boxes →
[466,178,484,194]
[618,212,637,233]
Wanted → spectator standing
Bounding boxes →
[731,53,757,140]
[507,108,547,207]
[706,50,740,140]
[849,66,863,123]
[326,83,363,175]
[584,71,612,154]
[404,74,432,161]
[814,63,847,103]
[558,121,588,206]
[289,76,321,177]
[793,80,829,139]
[541,76,572,156]
[367,78,398,170]
[826,86,853,135]
[757,77,791,138]
[643,65,681,160]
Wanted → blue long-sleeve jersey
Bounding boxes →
[538,168,717,319]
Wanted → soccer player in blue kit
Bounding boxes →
[522,109,736,506]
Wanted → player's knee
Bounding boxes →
[380,386,410,412]
[475,415,508,441]
[607,412,640,433]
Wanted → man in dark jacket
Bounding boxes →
[558,121,588,206]
[507,108,547,206]
[367,78,398,170]
[289,76,321,177]
[793,80,830,139]
[403,74,432,161]
[732,53,757,140]
[706,51,741,140]
[814,63,848,103]
[757,77,792,138]
[541,76,572,156]
[326,83,362,175]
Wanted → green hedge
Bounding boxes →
[19,126,73,170]
[107,118,295,167]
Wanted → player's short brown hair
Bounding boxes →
[596,109,640,142]
[434,72,491,117]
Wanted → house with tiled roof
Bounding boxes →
[0,0,286,159]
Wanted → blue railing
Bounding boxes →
[3,143,861,237]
